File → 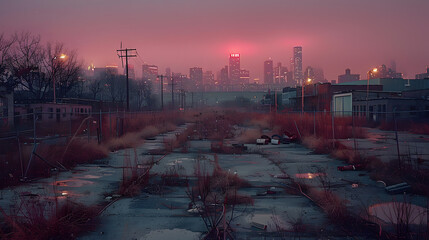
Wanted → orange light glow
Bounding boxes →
[372,68,378,72]
[230,53,240,57]
[59,54,66,59]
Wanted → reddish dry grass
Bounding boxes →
[271,113,366,141]
[37,139,109,168]
[380,120,429,135]
[0,198,100,240]
[235,128,262,144]
[118,151,153,197]
[210,141,244,154]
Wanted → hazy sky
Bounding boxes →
[1,0,428,80]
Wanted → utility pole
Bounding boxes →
[158,75,164,110]
[117,48,137,111]
[171,76,174,110]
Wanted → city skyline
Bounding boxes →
[1,0,428,80]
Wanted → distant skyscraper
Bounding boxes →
[368,64,402,79]
[293,46,303,85]
[94,65,119,79]
[264,59,274,84]
[220,65,229,86]
[229,53,240,85]
[203,71,215,85]
[415,67,429,79]
[313,68,326,83]
[142,64,158,82]
[304,66,315,82]
[189,67,203,90]
[128,64,135,80]
[274,62,288,84]
[165,67,171,79]
[338,68,360,83]
[240,69,250,84]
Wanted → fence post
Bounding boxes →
[352,110,357,154]
[69,112,72,138]
[87,114,90,143]
[99,110,102,143]
[313,110,316,136]
[116,109,119,138]
[393,109,401,169]
[33,112,36,146]
[331,110,335,149]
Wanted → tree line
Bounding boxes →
[0,32,81,101]
[0,32,156,110]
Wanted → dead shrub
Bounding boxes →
[235,128,262,144]
[0,197,100,240]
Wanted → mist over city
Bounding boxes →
[1,1,429,239]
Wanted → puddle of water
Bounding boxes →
[52,179,94,187]
[295,173,326,179]
[77,174,102,179]
[250,214,290,232]
[142,228,200,240]
[369,202,427,225]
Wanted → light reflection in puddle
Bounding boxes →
[295,173,326,179]
[142,228,199,240]
[77,174,102,179]
[53,179,94,187]
[368,202,427,225]
[250,214,290,232]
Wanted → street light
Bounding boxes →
[366,67,377,118]
[302,78,312,114]
[52,54,67,103]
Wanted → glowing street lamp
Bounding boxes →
[366,67,378,118]
[52,54,67,103]
[302,78,312,114]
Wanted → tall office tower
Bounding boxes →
[304,66,315,82]
[220,65,229,86]
[274,62,288,84]
[264,59,274,84]
[293,46,303,85]
[165,67,171,79]
[189,67,203,90]
[229,53,240,85]
[203,71,215,85]
[142,64,159,93]
[142,64,158,82]
[127,64,135,80]
[240,69,250,84]
[416,67,429,79]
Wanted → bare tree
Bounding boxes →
[0,33,16,90]
[135,79,152,110]
[45,42,82,99]
[2,32,82,100]
[88,78,102,99]
[7,32,47,99]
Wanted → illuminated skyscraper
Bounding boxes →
[293,46,303,85]
[142,64,159,93]
[274,62,288,84]
[240,69,250,84]
[203,71,215,85]
[142,64,158,82]
[128,64,135,80]
[229,53,240,85]
[190,67,203,90]
[264,59,274,84]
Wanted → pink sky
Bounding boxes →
[1,0,428,80]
